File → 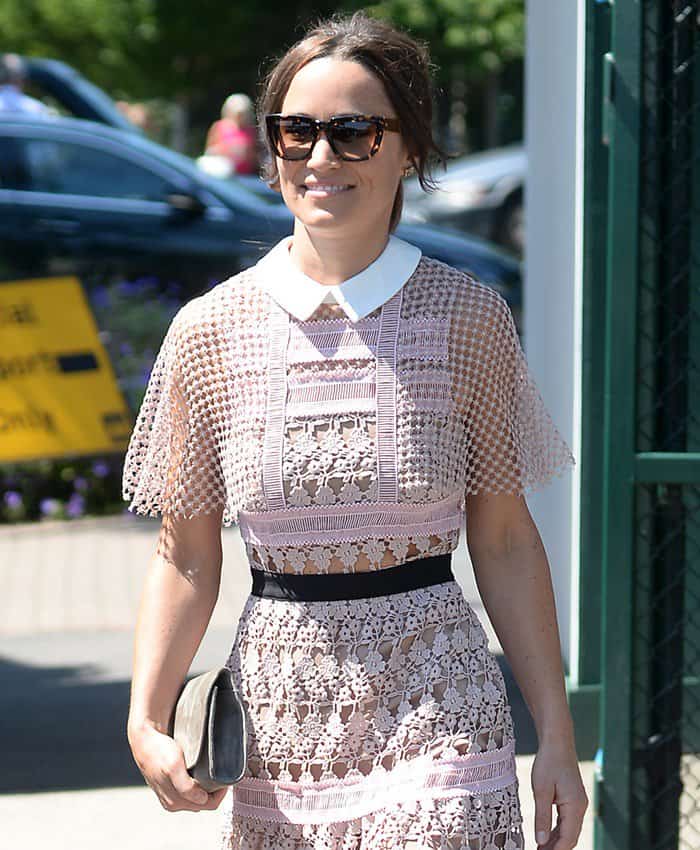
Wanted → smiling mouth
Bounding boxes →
[302,184,354,196]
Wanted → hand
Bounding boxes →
[128,721,228,812]
[531,740,588,849]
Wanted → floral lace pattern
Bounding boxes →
[219,580,524,848]
[245,530,460,575]
[283,415,378,508]
[220,790,525,849]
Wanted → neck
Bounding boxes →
[288,223,391,286]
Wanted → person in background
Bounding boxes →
[0,54,51,117]
[115,100,153,134]
[204,93,259,175]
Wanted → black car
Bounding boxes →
[0,115,522,322]
[402,145,526,257]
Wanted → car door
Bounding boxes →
[0,123,232,285]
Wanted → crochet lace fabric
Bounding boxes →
[121,254,574,847]
[218,582,525,850]
[122,256,574,558]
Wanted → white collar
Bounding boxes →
[255,235,422,322]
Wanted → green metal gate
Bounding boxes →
[595,2,700,849]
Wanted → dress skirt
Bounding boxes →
[219,579,524,850]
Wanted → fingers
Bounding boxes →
[170,757,210,805]
[530,747,588,849]
[150,749,216,812]
[208,787,230,809]
[158,755,224,811]
[155,775,222,812]
[550,795,588,850]
[162,762,230,811]
[131,724,229,813]
[181,784,228,811]
[532,778,553,847]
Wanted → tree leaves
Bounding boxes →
[2,0,523,99]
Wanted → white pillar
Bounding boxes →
[523,0,585,678]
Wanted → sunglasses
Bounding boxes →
[265,113,401,162]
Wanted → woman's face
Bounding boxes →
[274,57,410,239]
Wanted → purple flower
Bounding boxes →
[89,285,109,309]
[3,490,22,509]
[116,280,141,297]
[67,492,85,518]
[40,498,62,517]
[73,476,88,492]
[91,460,110,478]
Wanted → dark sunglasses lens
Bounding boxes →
[330,118,377,160]
[273,117,316,160]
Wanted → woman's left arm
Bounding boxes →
[465,490,589,850]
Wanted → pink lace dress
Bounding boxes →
[122,237,575,850]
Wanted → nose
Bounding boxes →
[306,130,339,169]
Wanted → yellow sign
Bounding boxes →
[0,276,133,462]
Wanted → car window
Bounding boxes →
[0,137,32,190]
[0,137,172,200]
[22,81,72,118]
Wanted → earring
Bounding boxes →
[402,165,414,177]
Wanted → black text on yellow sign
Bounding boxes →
[0,277,133,462]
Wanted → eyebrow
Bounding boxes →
[279,111,381,118]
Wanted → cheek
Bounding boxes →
[278,160,298,185]
[277,162,305,198]
[364,144,406,199]
[364,162,403,203]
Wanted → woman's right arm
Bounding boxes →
[126,507,228,812]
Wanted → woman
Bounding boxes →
[123,12,588,850]
[205,92,259,175]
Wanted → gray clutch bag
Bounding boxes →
[172,667,247,792]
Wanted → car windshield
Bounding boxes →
[113,135,289,217]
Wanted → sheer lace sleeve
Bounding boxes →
[121,304,226,520]
[453,282,575,497]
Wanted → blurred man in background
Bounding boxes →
[0,53,50,116]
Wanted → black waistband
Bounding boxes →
[249,553,454,602]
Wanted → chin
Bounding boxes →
[292,206,352,229]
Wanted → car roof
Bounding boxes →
[437,144,526,183]
[0,113,198,170]
[23,56,138,133]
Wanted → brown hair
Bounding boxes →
[257,11,447,233]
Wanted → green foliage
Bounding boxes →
[0,0,158,96]
[364,0,524,78]
[1,0,523,100]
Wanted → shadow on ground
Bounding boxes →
[0,654,141,793]
[0,646,538,794]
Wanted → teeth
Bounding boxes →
[304,185,350,194]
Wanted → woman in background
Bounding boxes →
[205,92,259,175]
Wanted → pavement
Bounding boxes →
[0,513,595,849]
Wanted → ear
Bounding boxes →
[401,152,415,177]
[400,139,415,172]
